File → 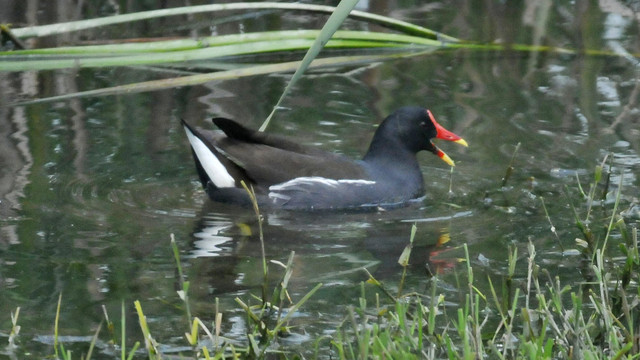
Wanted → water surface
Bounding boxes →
[1,1,639,358]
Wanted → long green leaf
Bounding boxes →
[0,38,337,71]
[1,30,441,56]
[0,31,442,72]
[11,53,424,106]
[259,0,360,132]
[9,3,456,42]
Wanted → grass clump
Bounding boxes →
[323,160,638,359]
[327,238,639,359]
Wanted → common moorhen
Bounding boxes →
[182,106,467,210]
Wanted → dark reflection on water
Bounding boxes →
[1,0,640,358]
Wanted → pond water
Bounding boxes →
[1,1,639,358]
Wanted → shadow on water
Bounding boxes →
[181,199,470,350]
[187,200,466,285]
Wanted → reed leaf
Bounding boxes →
[12,53,423,106]
[0,39,358,71]
[0,31,441,72]
[1,30,441,56]
[9,2,456,42]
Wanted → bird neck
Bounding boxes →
[363,137,421,174]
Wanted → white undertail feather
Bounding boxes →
[184,125,236,188]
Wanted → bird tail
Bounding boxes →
[181,119,237,189]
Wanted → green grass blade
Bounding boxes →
[54,293,62,359]
[126,342,140,360]
[271,283,323,340]
[259,0,361,132]
[8,307,20,348]
[134,300,156,359]
[121,301,126,360]
[602,170,624,252]
[85,322,102,360]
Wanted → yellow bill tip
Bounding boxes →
[440,151,456,167]
[454,138,469,147]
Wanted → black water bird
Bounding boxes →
[182,106,467,210]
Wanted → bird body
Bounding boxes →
[183,106,467,210]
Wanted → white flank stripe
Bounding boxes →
[336,179,377,185]
[184,126,236,188]
[269,177,375,191]
[268,192,291,201]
